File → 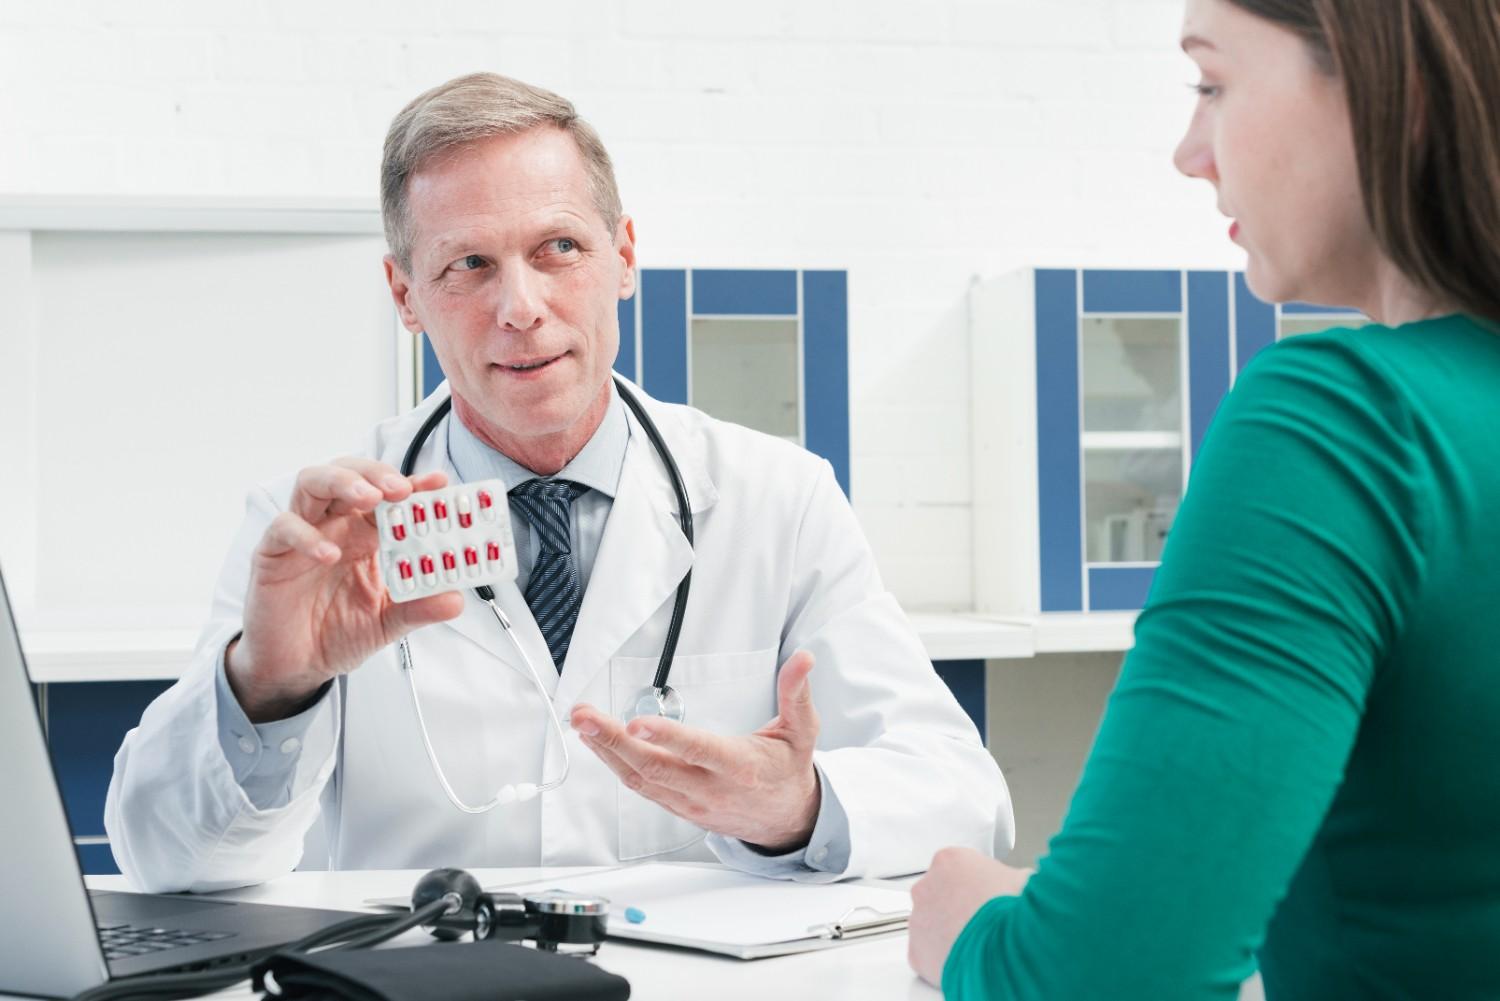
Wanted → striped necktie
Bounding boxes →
[508,478,590,670]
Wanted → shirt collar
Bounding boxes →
[445,382,630,498]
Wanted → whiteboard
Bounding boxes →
[0,227,409,632]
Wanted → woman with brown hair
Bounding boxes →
[908,0,1500,997]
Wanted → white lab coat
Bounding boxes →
[106,384,1012,892]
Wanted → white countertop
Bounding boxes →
[66,868,1262,1001]
[81,868,939,1001]
[20,612,1137,684]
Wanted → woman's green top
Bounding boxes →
[946,315,1500,1000]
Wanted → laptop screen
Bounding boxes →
[0,566,111,996]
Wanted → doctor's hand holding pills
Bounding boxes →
[224,458,465,723]
[570,650,823,853]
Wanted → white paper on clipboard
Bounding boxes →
[504,863,912,959]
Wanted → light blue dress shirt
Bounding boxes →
[444,382,629,597]
[215,383,849,876]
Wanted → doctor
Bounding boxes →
[105,72,1010,893]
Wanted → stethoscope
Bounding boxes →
[395,375,692,815]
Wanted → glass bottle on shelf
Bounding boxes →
[1079,316,1184,565]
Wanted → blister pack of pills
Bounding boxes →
[375,479,518,603]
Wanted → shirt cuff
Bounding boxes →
[214,640,331,810]
[706,764,852,881]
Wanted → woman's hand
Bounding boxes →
[908,847,1034,987]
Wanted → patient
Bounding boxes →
[908,0,1500,997]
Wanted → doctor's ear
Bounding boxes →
[614,216,637,300]
[384,254,426,334]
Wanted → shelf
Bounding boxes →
[910,611,1137,658]
[1079,432,1182,450]
[21,629,198,683]
[20,611,1137,683]
[905,612,1034,661]
[1031,612,1137,653]
[0,195,382,234]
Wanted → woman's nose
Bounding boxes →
[1173,112,1217,182]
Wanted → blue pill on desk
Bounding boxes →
[624,907,646,924]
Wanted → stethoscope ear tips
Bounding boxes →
[493,783,540,804]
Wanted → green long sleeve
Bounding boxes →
[946,315,1500,1000]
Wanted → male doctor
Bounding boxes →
[105,72,1011,893]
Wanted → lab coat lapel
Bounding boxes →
[436,578,560,696]
[552,403,711,709]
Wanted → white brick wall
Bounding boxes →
[0,0,1241,610]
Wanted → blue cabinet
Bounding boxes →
[973,269,1364,616]
[421,268,851,495]
[37,680,173,874]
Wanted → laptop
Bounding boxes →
[0,565,363,998]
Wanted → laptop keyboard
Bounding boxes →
[97,923,236,961]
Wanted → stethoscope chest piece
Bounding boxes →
[622,684,686,724]
[519,891,610,954]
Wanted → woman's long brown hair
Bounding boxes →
[1230,0,1500,326]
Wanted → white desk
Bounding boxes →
[81,868,941,1001]
[0,868,1268,1000]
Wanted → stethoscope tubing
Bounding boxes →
[395,375,694,814]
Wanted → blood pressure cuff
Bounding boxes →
[252,941,631,1001]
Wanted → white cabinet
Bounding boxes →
[971,268,1364,615]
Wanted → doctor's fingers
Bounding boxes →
[769,652,819,747]
[585,741,711,825]
[290,460,446,524]
[259,510,343,565]
[580,729,716,799]
[624,718,744,774]
[381,589,465,636]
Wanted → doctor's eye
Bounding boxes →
[452,254,486,272]
[546,237,578,255]
[1189,81,1222,101]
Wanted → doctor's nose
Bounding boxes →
[495,268,546,333]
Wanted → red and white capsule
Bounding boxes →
[477,489,496,523]
[456,494,473,529]
[433,496,451,532]
[485,540,503,567]
[463,546,480,578]
[395,558,415,594]
[410,501,429,537]
[418,553,436,587]
[387,506,407,542]
[440,550,459,584]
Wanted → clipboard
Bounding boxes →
[499,863,912,960]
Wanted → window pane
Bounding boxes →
[1084,448,1182,563]
[1081,317,1182,433]
[690,318,800,441]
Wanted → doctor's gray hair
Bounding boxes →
[380,72,623,272]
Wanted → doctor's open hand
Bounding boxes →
[570,651,823,853]
[225,458,465,723]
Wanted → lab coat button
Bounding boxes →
[279,737,301,754]
[236,736,256,755]
[812,847,829,864]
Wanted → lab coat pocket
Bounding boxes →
[610,647,779,861]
